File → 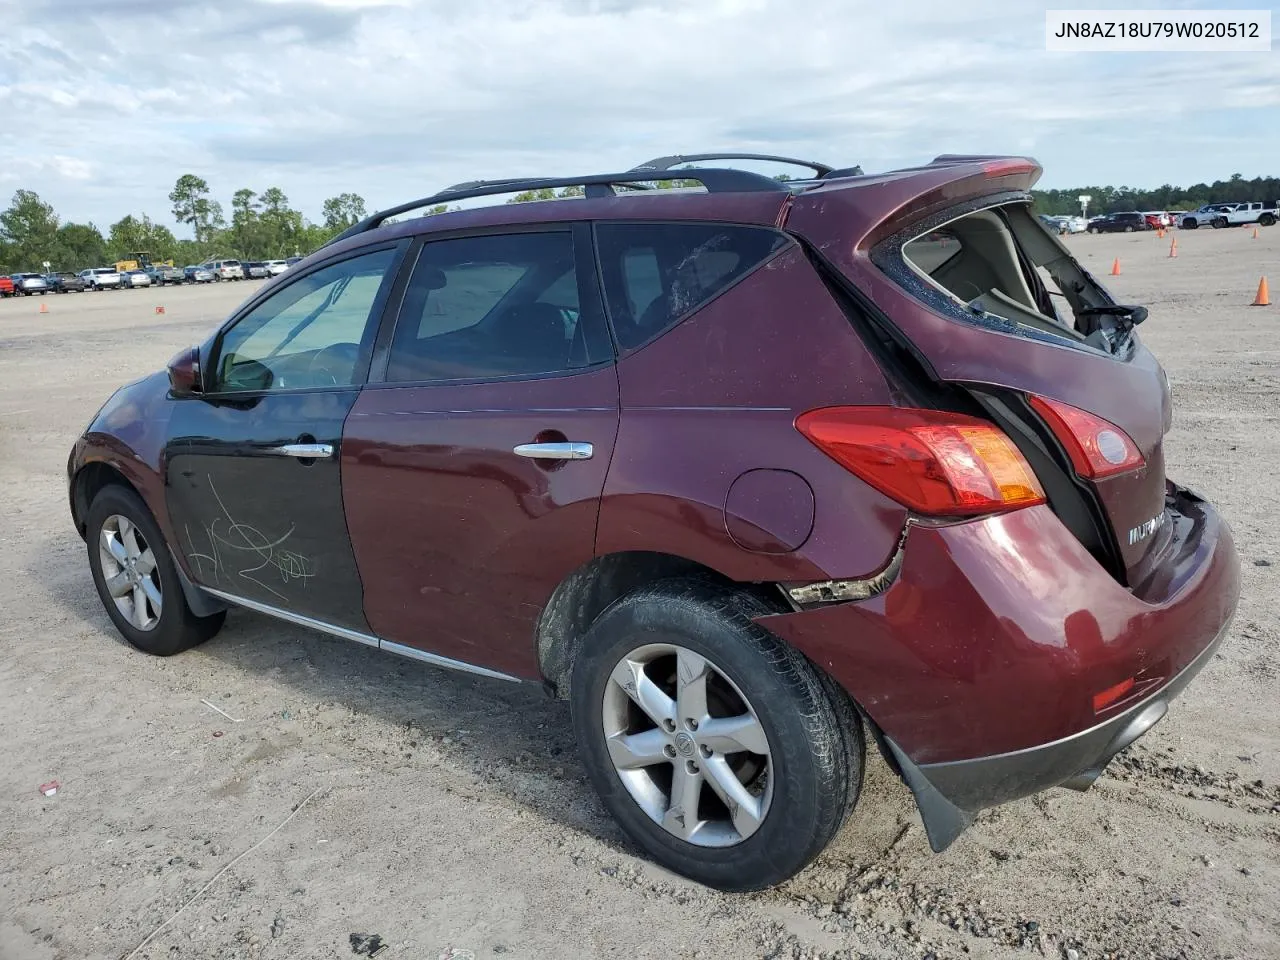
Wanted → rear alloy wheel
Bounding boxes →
[1124,225,1135,232]
[86,484,225,656]
[1212,218,1227,229]
[571,579,862,890]
[1259,214,1275,227]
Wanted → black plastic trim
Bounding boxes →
[631,152,834,177]
[329,168,790,245]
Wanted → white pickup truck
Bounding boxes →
[1180,201,1278,229]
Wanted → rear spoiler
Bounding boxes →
[787,156,1043,251]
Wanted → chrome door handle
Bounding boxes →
[267,442,334,459]
[513,441,593,460]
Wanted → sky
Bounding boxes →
[0,0,1276,234]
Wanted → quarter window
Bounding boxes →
[595,223,790,351]
[212,247,398,393]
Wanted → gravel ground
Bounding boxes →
[1,226,1277,960]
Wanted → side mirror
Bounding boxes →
[167,346,203,397]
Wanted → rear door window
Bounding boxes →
[384,231,610,382]
[595,223,791,351]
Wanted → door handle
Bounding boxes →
[267,442,334,459]
[513,441,593,460]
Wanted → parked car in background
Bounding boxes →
[243,261,269,279]
[1143,212,1171,230]
[47,272,86,293]
[1087,211,1149,233]
[66,152,1240,891]
[10,272,51,295]
[80,267,122,290]
[0,276,14,297]
[284,256,302,267]
[146,264,185,286]
[1179,204,1235,229]
[183,265,215,284]
[120,269,152,289]
[208,259,244,281]
[1037,214,1065,234]
[1218,201,1279,227]
[264,259,289,276]
[1060,215,1088,233]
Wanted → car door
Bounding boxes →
[165,241,408,632]
[341,224,619,679]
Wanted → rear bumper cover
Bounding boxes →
[890,617,1228,850]
[758,481,1239,851]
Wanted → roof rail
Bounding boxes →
[632,152,834,177]
[327,167,788,246]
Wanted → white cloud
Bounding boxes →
[0,0,1275,232]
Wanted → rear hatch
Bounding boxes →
[785,157,1174,589]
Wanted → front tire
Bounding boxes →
[570,579,863,891]
[86,485,225,656]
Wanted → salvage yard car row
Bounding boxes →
[0,257,302,295]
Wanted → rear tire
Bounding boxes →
[1260,214,1276,227]
[1088,227,1099,234]
[1212,218,1227,229]
[86,485,225,656]
[570,578,863,891]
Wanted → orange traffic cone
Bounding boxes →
[1169,237,1177,258]
[38,302,48,314]
[1110,258,1121,276]
[1253,227,1260,240]
[1253,277,1270,306]
[155,305,166,315]
[1157,228,1165,239]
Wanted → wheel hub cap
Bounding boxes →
[601,642,773,848]
[99,514,162,632]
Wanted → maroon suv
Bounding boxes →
[68,152,1239,890]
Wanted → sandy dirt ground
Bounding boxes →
[1,227,1277,960]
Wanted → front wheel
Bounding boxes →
[570,579,863,891]
[1212,218,1227,229]
[86,484,225,656]
[1088,227,1100,234]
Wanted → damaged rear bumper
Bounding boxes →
[756,482,1240,851]
[887,619,1229,851]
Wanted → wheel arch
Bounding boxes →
[534,550,790,698]
[71,458,226,618]
[71,460,135,538]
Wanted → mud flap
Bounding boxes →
[176,562,228,618]
[885,738,974,853]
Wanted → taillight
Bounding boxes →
[1028,395,1144,479]
[795,406,1046,516]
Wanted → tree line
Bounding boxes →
[3,170,1276,274]
[0,176,372,275]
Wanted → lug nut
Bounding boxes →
[664,744,676,758]
[686,760,699,774]
[686,718,699,730]
[700,744,712,758]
